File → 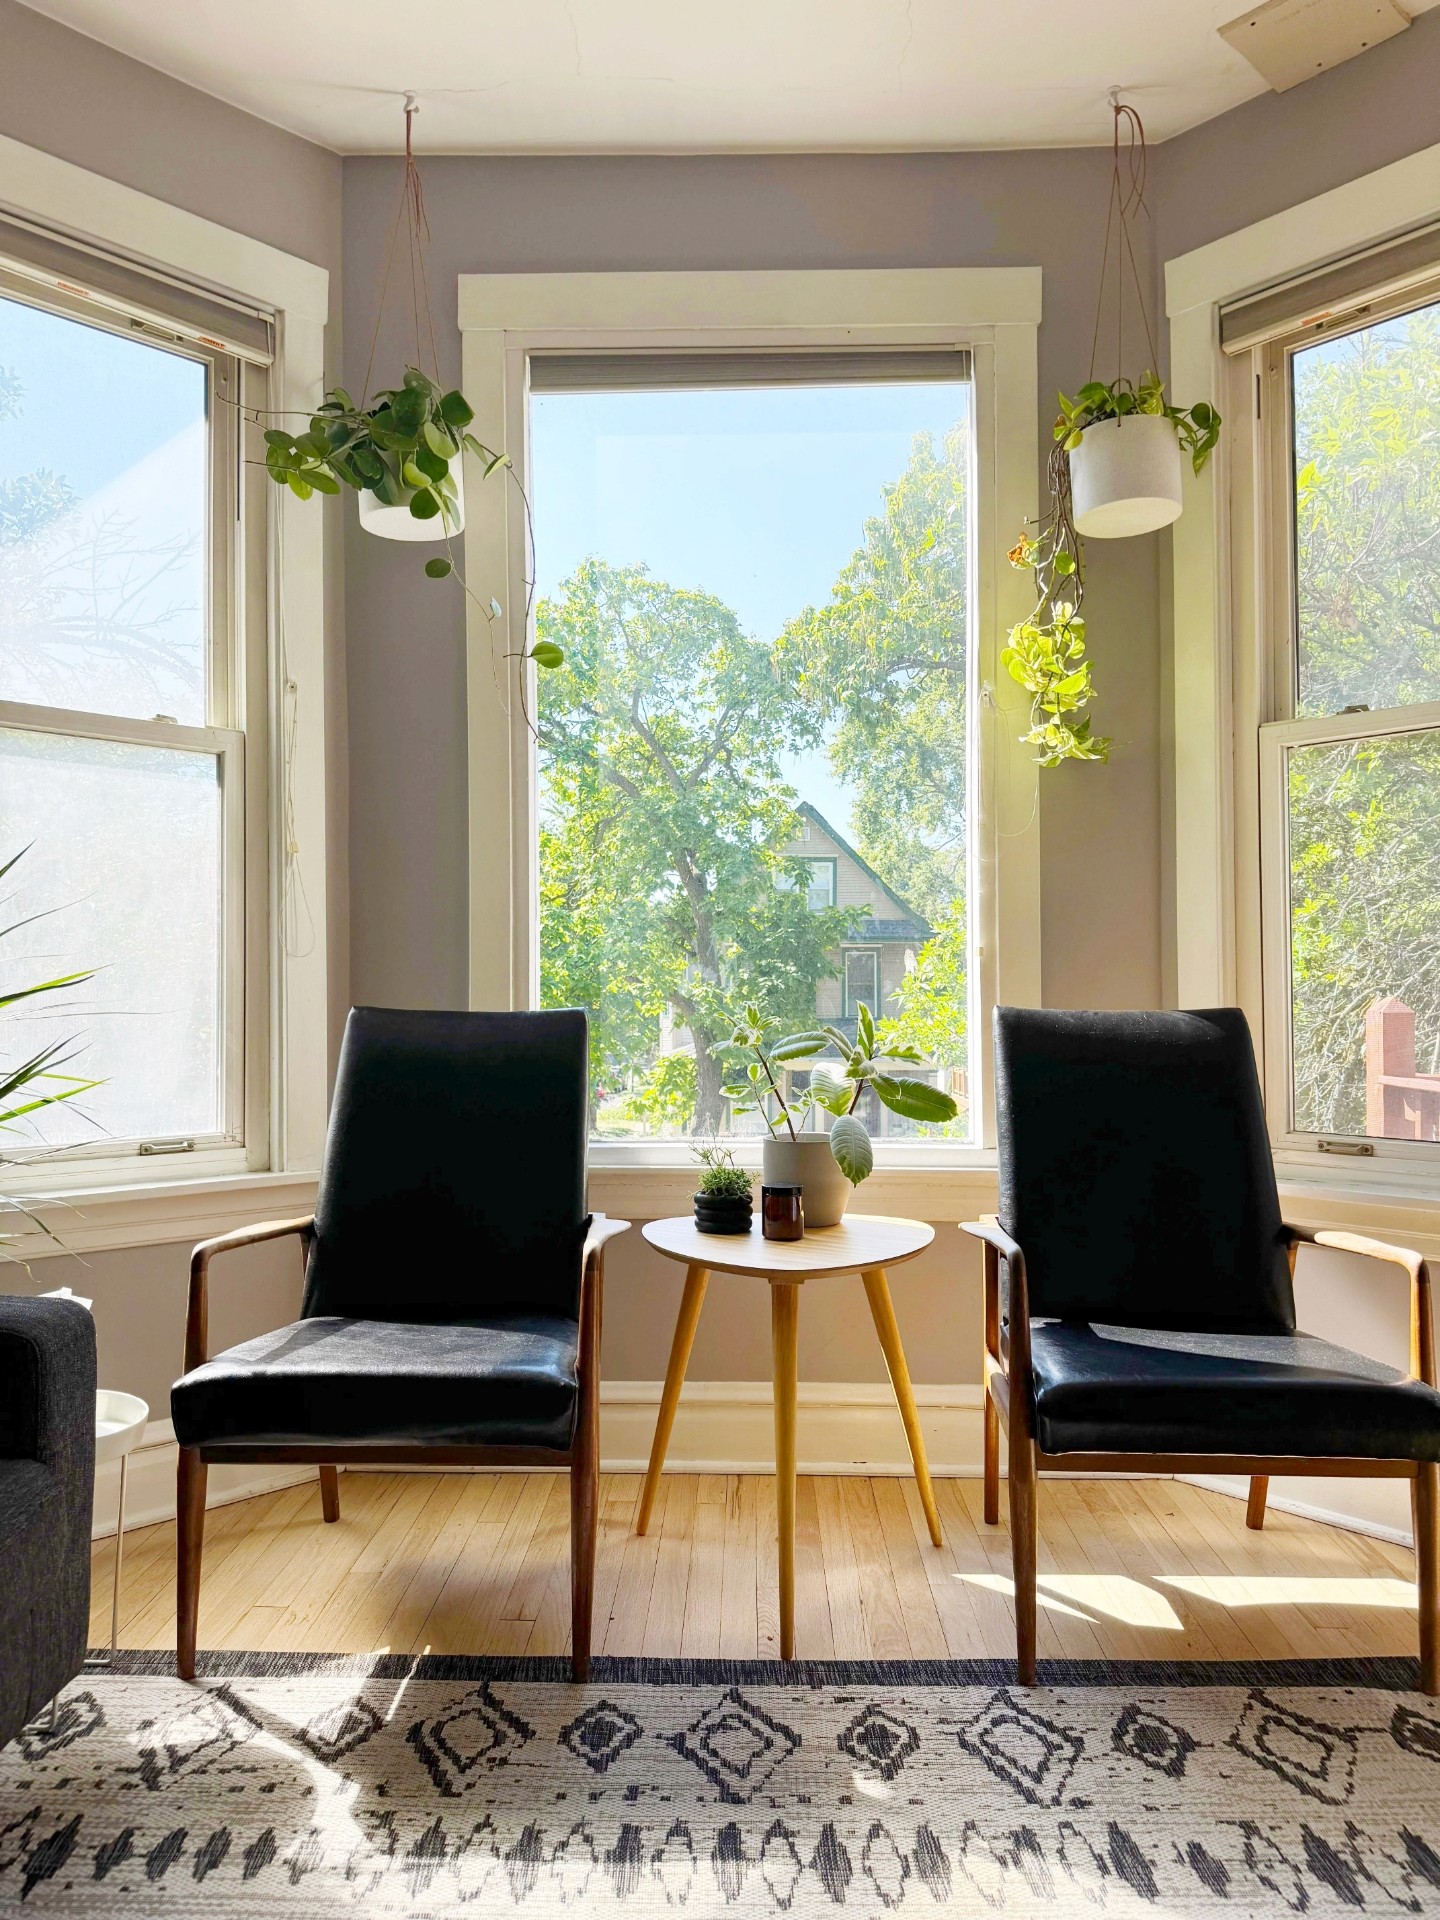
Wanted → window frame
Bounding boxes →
[842,947,882,1018]
[0,128,330,1225]
[457,268,1044,1172]
[1166,138,1440,1208]
[1253,282,1440,1169]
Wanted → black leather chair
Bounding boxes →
[965,1006,1439,1692]
[171,1006,625,1679]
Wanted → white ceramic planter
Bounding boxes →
[358,462,465,541]
[1069,413,1183,539]
[761,1132,852,1228]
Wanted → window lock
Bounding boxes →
[139,1139,197,1156]
[1317,1138,1375,1156]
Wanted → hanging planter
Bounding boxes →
[1059,373,1218,541]
[1069,412,1182,538]
[249,93,561,699]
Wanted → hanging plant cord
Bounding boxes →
[1087,96,1159,389]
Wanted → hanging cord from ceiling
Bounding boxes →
[1086,93,1160,386]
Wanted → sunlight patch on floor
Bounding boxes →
[1158,1574,1416,1611]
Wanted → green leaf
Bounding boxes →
[424,557,453,579]
[484,451,512,478]
[828,1113,873,1185]
[413,443,450,483]
[408,490,442,519]
[530,640,564,670]
[423,419,458,462]
[770,1031,827,1062]
[439,389,475,429]
[871,1075,959,1122]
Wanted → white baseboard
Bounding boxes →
[92,1419,316,1541]
[1180,1473,1416,1550]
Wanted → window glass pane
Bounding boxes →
[0,727,223,1146]
[533,378,972,1144]
[1286,728,1440,1140]
[0,291,208,723]
[1293,299,1440,717]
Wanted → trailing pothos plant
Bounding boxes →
[260,366,563,676]
[1055,370,1221,475]
[719,1001,958,1187]
[1003,442,1111,767]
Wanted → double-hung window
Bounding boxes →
[0,240,270,1178]
[1250,270,1440,1167]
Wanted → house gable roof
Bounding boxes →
[794,802,932,940]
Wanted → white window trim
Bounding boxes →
[0,131,330,1255]
[457,267,1043,1184]
[1166,137,1440,1210]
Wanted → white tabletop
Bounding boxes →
[95,1389,149,1466]
[642,1212,933,1279]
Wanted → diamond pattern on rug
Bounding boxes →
[4,1663,1440,1914]
[667,1687,800,1804]
[952,1687,1085,1808]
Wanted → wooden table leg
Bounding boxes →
[771,1280,800,1661]
[637,1263,709,1535]
[862,1266,943,1548]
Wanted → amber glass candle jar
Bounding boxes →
[761,1184,804,1241]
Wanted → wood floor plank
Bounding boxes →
[90,1469,1419,1668]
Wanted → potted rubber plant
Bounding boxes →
[1057,372,1220,538]
[719,1003,957,1227]
[692,1145,754,1236]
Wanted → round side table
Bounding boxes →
[92,1389,149,1660]
[638,1213,940,1660]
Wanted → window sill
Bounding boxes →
[589,1161,999,1225]
[1,1168,319,1264]
[1278,1173,1440,1262]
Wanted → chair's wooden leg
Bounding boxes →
[1415,1462,1438,1697]
[637,1263,708,1535]
[570,1394,600,1683]
[176,1448,207,1682]
[1246,1475,1269,1530]
[1008,1418,1038,1686]
[862,1268,942,1547]
[983,1386,1000,1526]
[319,1465,341,1523]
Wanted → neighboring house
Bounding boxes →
[782,803,931,1035]
[779,804,940,1137]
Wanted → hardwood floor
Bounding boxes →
[90,1470,1422,1664]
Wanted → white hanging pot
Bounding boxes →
[1068,413,1183,539]
[358,461,465,542]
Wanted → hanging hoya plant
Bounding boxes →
[255,95,561,681]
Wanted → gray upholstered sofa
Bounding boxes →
[0,1294,96,1747]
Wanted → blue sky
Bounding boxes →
[0,292,204,493]
[530,381,969,838]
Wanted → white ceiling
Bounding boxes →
[18,0,1438,155]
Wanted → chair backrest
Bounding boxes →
[302,1006,589,1323]
[993,1006,1294,1332]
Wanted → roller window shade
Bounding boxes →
[529,348,971,392]
[0,212,274,364]
[1220,222,1440,355]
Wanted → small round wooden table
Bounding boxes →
[638,1213,941,1659]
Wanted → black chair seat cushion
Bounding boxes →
[1029,1321,1440,1462]
[171,1315,579,1452]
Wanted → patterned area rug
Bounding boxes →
[2,1654,1439,1913]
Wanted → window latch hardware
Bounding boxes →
[139,1138,196,1156]
[1317,1138,1375,1156]
[1337,704,1370,715]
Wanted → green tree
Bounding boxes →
[537,560,857,1133]
[777,426,968,930]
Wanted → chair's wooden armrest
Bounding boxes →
[1294,1226,1435,1387]
[582,1213,630,1266]
[961,1216,1025,1264]
[184,1216,315,1373]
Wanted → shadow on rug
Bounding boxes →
[2,1654,1438,1913]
